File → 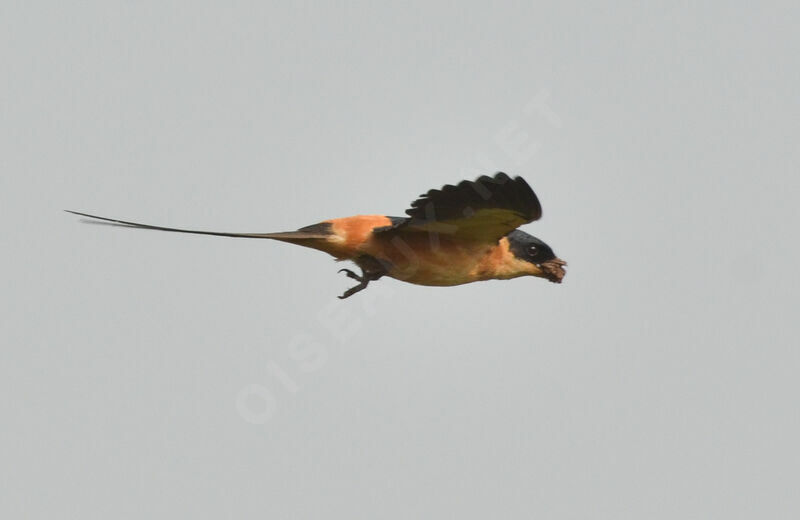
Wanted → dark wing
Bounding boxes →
[376,172,542,243]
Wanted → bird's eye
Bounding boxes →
[528,246,538,256]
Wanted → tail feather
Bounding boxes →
[64,210,330,242]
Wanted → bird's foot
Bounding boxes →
[338,280,369,299]
[337,268,363,282]
[337,268,369,299]
[336,257,387,299]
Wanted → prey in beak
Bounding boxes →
[538,258,567,283]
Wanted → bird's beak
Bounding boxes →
[539,258,567,283]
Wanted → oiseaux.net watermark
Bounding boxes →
[235,88,563,425]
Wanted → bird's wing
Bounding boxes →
[376,172,542,243]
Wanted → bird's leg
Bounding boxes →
[337,257,388,299]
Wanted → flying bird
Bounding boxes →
[67,172,566,298]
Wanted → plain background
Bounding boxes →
[3,2,799,518]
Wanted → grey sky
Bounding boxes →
[2,2,799,518]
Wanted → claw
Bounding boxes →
[338,268,363,282]
[335,259,387,299]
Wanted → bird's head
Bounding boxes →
[506,230,567,283]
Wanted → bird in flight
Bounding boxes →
[67,172,566,299]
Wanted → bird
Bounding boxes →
[66,172,566,299]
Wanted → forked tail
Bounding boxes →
[64,210,331,243]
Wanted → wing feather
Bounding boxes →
[377,172,542,243]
